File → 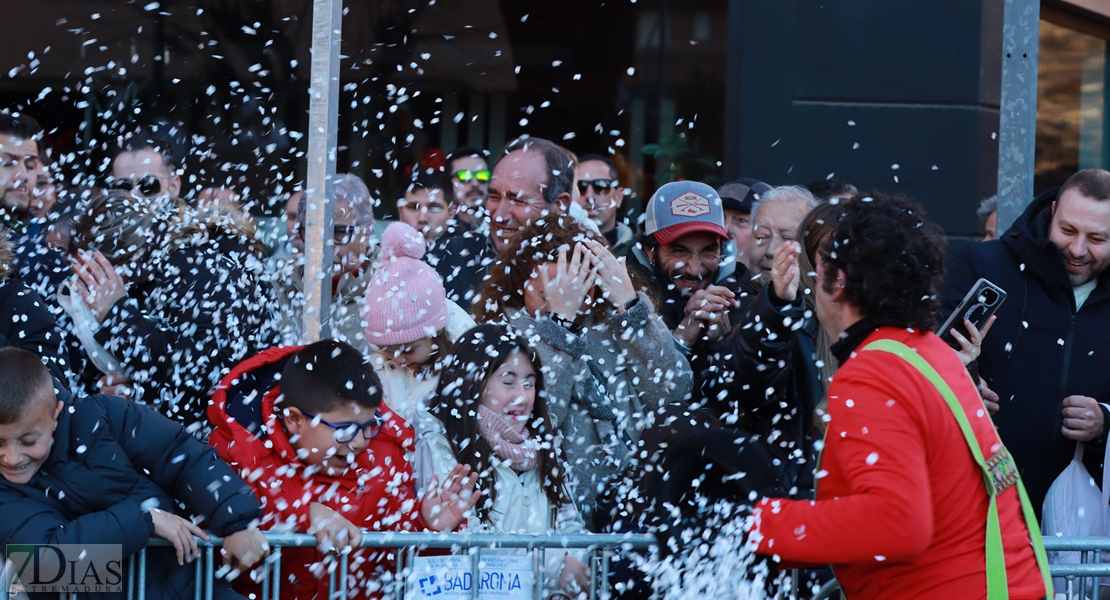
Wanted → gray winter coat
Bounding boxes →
[505,292,693,516]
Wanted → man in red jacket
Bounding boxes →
[209,340,479,599]
[750,192,1051,599]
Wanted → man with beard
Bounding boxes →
[630,181,750,403]
[943,168,1110,519]
[0,113,40,230]
[445,146,491,231]
[434,137,574,304]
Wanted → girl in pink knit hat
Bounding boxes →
[363,222,475,428]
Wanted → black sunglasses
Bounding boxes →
[294,224,361,244]
[109,176,163,198]
[576,179,616,193]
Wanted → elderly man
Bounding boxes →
[271,173,378,349]
[433,137,574,304]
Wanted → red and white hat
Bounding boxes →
[644,181,728,245]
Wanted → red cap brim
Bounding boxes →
[653,222,728,245]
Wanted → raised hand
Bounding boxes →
[770,241,801,302]
[420,464,480,532]
[582,239,636,306]
[542,243,598,321]
[71,250,127,323]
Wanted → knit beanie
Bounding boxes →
[363,222,449,347]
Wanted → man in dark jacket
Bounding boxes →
[0,347,268,599]
[629,180,751,406]
[942,168,1110,517]
[433,137,574,305]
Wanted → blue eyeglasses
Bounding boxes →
[299,409,384,443]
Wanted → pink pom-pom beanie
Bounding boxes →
[363,222,449,346]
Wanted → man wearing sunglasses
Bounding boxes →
[110,132,181,200]
[575,154,633,257]
[445,146,491,229]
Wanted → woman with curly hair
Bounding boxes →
[749,192,1051,600]
[471,214,692,519]
[65,190,274,435]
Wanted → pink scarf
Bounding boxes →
[477,405,538,472]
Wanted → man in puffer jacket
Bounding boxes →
[0,347,269,600]
[209,340,479,600]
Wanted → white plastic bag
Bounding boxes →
[1042,442,1110,599]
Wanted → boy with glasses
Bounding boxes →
[574,154,633,257]
[209,339,480,599]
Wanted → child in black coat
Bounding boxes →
[0,347,269,599]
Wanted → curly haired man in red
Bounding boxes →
[209,339,478,599]
[750,192,1052,599]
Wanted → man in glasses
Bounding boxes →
[272,173,379,349]
[109,131,181,200]
[209,339,480,598]
[445,146,491,229]
[433,137,575,304]
[575,154,633,257]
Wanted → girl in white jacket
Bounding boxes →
[418,324,590,599]
[362,222,475,428]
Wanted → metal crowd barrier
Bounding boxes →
[810,537,1110,600]
[14,534,1110,600]
[3,532,655,600]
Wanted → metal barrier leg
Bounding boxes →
[195,547,203,600]
[261,553,270,600]
[205,545,214,600]
[588,549,598,600]
[137,548,147,600]
[403,546,415,600]
[470,549,481,600]
[126,554,135,600]
[601,549,612,600]
[1081,551,1089,600]
[533,550,543,600]
[1097,549,1103,598]
[328,558,337,600]
[339,552,349,600]
[271,546,282,600]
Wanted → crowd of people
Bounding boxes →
[2,104,1105,600]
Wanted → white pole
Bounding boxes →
[302,0,343,342]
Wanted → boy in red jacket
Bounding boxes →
[209,340,478,599]
[749,193,1051,599]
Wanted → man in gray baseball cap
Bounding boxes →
[631,180,751,373]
